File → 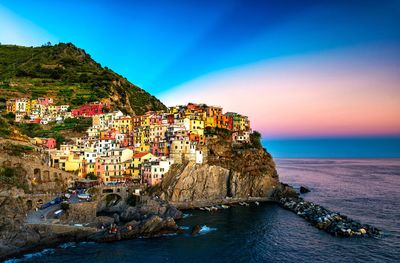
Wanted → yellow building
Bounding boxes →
[6,98,30,114]
[133,127,150,152]
[6,99,16,113]
[189,119,204,135]
[132,152,154,178]
[140,115,150,127]
[48,105,55,113]
[113,117,132,134]
[205,116,216,128]
[65,150,84,174]
[168,106,179,114]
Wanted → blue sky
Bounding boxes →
[1,0,399,157]
[1,0,399,94]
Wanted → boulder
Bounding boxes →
[191,225,202,236]
[300,186,310,194]
[120,206,140,222]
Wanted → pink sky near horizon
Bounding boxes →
[160,47,400,138]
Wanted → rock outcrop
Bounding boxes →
[274,184,382,237]
[0,195,182,261]
[155,135,279,208]
[88,197,182,243]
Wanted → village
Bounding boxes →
[6,97,252,186]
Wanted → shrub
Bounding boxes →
[0,166,29,191]
[250,131,263,149]
[4,112,15,120]
[85,172,98,180]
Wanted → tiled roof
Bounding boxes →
[133,152,150,158]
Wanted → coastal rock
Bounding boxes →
[119,198,182,222]
[154,135,279,208]
[61,202,97,224]
[191,225,201,236]
[95,216,115,228]
[89,215,179,243]
[300,186,311,194]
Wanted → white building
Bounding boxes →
[142,158,174,186]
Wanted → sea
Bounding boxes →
[6,159,400,263]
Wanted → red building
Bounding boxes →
[187,103,200,110]
[72,102,109,117]
[29,118,41,124]
[167,114,175,125]
[120,133,134,147]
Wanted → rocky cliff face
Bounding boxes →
[155,135,279,208]
[0,189,29,253]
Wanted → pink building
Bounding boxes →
[42,138,56,149]
[37,97,53,107]
[95,157,105,180]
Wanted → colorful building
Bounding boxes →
[71,101,109,117]
[113,116,132,134]
[142,158,173,186]
[132,152,154,178]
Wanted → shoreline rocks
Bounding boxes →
[299,186,310,194]
[0,197,183,261]
[276,184,381,237]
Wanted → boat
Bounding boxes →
[221,205,230,209]
[199,207,205,211]
[205,207,211,211]
[255,201,260,206]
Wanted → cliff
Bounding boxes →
[154,134,279,208]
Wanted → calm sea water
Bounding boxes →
[9,159,400,263]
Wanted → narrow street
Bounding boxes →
[26,193,81,224]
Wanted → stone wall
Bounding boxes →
[0,153,76,194]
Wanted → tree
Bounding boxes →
[4,112,15,120]
[85,172,98,180]
[250,130,263,149]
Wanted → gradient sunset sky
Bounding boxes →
[1,0,399,157]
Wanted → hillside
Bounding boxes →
[0,42,166,114]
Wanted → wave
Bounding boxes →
[5,248,56,263]
[199,225,217,235]
[59,242,77,249]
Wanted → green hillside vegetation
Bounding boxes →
[0,109,91,145]
[0,42,166,114]
[0,116,12,137]
[15,117,92,146]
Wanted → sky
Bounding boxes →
[0,0,399,157]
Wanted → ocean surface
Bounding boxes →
[8,159,400,263]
